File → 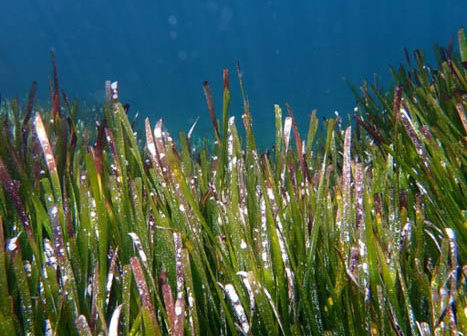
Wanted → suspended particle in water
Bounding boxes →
[168,15,177,25]
[178,50,187,60]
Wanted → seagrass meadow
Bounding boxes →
[0,30,466,336]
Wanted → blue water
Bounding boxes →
[0,0,465,147]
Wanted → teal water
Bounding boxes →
[0,0,465,147]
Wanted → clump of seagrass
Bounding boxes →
[0,32,465,335]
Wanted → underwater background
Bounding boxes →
[0,0,466,147]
